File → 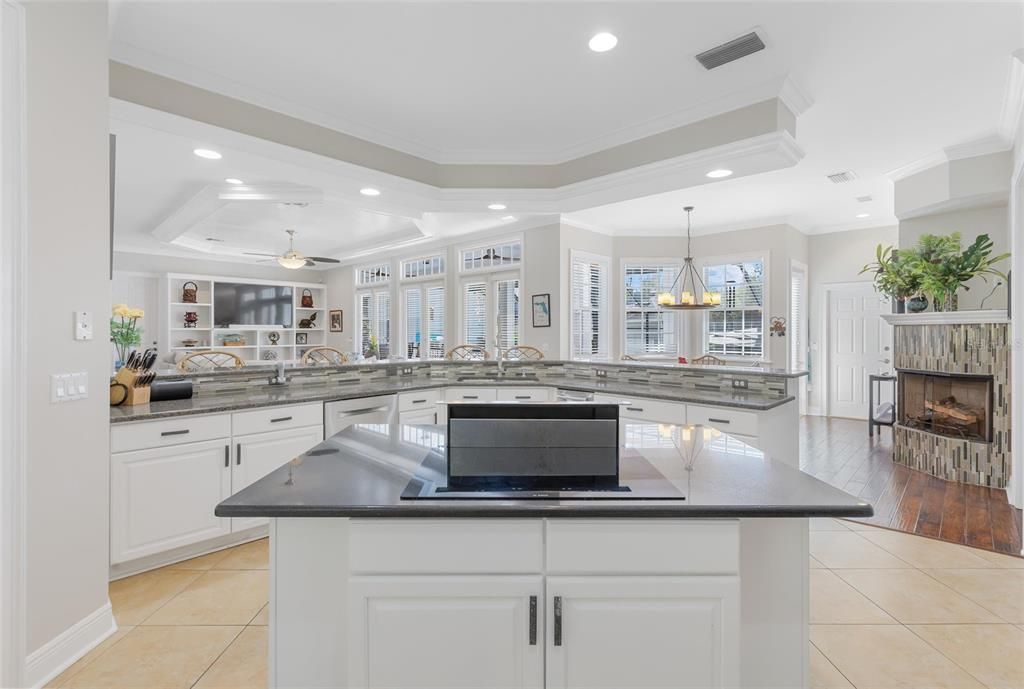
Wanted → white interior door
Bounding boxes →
[827,285,893,419]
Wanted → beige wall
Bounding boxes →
[24,0,111,658]
[806,225,898,414]
[898,203,1010,309]
[521,225,562,356]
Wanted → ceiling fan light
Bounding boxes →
[277,256,307,270]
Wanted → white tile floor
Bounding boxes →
[46,521,1024,688]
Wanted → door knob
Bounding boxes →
[880,358,891,364]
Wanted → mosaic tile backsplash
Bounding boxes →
[893,323,1011,487]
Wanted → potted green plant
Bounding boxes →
[911,233,1009,311]
[860,245,924,313]
[364,334,379,360]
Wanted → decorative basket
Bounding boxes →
[181,281,198,303]
[301,289,314,308]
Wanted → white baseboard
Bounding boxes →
[25,601,116,688]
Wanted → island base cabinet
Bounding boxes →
[545,576,740,689]
[111,439,231,564]
[232,425,324,531]
[347,576,544,689]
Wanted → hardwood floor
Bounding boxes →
[800,416,1023,556]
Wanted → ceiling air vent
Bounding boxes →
[826,171,858,184]
[696,32,766,70]
[856,195,873,203]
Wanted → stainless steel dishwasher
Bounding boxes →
[324,395,397,436]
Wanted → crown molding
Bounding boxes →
[885,133,1012,183]
[895,190,1009,221]
[778,75,814,118]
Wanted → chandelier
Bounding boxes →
[657,206,721,310]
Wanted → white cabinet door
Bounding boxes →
[546,576,739,689]
[111,439,231,564]
[398,407,439,426]
[232,425,324,531]
[349,576,543,689]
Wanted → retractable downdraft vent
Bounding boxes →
[696,32,766,70]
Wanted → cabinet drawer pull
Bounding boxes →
[553,596,563,646]
[411,399,427,404]
[236,443,242,465]
[625,407,644,412]
[528,596,537,646]
[160,429,190,437]
[462,395,478,400]
[708,418,731,424]
[514,395,532,400]
[224,444,229,468]
[270,416,293,423]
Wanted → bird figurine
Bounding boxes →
[298,312,318,329]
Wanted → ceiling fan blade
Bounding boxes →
[305,260,316,267]
[243,252,281,257]
[307,256,341,264]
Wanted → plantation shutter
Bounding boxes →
[427,285,445,359]
[375,292,390,358]
[571,254,609,359]
[623,264,677,356]
[405,288,422,359]
[496,278,520,350]
[359,292,372,356]
[790,266,806,369]
[463,281,488,347]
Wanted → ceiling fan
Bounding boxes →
[244,229,341,269]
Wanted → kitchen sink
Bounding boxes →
[456,374,540,382]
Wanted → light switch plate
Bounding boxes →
[51,372,88,402]
[74,311,93,341]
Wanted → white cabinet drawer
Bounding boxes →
[496,387,551,402]
[232,402,323,436]
[349,519,543,574]
[445,387,498,402]
[398,388,444,412]
[111,413,231,453]
[594,394,685,424]
[686,404,758,437]
[546,520,739,574]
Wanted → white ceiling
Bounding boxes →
[111,1,1024,256]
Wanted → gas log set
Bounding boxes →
[898,371,993,442]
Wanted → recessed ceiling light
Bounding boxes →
[588,32,618,53]
[224,178,244,185]
[488,203,507,210]
[856,213,871,219]
[706,169,733,179]
[193,148,222,160]
[360,187,381,197]
[501,215,516,222]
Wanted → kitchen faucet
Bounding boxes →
[269,360,290,386]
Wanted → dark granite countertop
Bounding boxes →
[215,424,872,519]
[109,376,794,423]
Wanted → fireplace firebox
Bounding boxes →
[897,370,993,442]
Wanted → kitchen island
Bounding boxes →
[217,419,869,689]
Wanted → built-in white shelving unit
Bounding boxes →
[160,274,327,363]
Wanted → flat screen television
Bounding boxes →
[214,282,293,328]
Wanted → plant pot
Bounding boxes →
[906,296,928,313]
[893,298,906,314]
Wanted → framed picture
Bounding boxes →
[295,332,308,345]
[531,293,551,328]
[329,309,343,332]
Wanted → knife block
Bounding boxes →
[112,368,151,406]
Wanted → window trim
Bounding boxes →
[401,280,446,360]
[354,262,391,287]
[399,254,446,283]
[457,236,523,275]
[698,251,770,361]
[619,257,683,360]
[458,269,522,352]
[570,249,611,361]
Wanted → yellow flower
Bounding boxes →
[112,304,131,317]
[129,308,145,319]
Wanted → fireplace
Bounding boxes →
[898,370,993,443]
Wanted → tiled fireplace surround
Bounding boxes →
[893,320,1011,487]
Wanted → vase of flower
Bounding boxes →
[111,304,144,369]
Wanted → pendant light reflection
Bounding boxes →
[658,423,721,471]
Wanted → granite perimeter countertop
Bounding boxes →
[214,423,871,519]
[110,376,795,423]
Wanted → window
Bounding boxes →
[623,262,679,356]
[401,255,445,280]
[703,257,766,358]
[461,275,519,350]
[356,263,390,286]
[571,251,610,360]
[357,289,390,358]
[404,284,445,359]
[460,240,522,272]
